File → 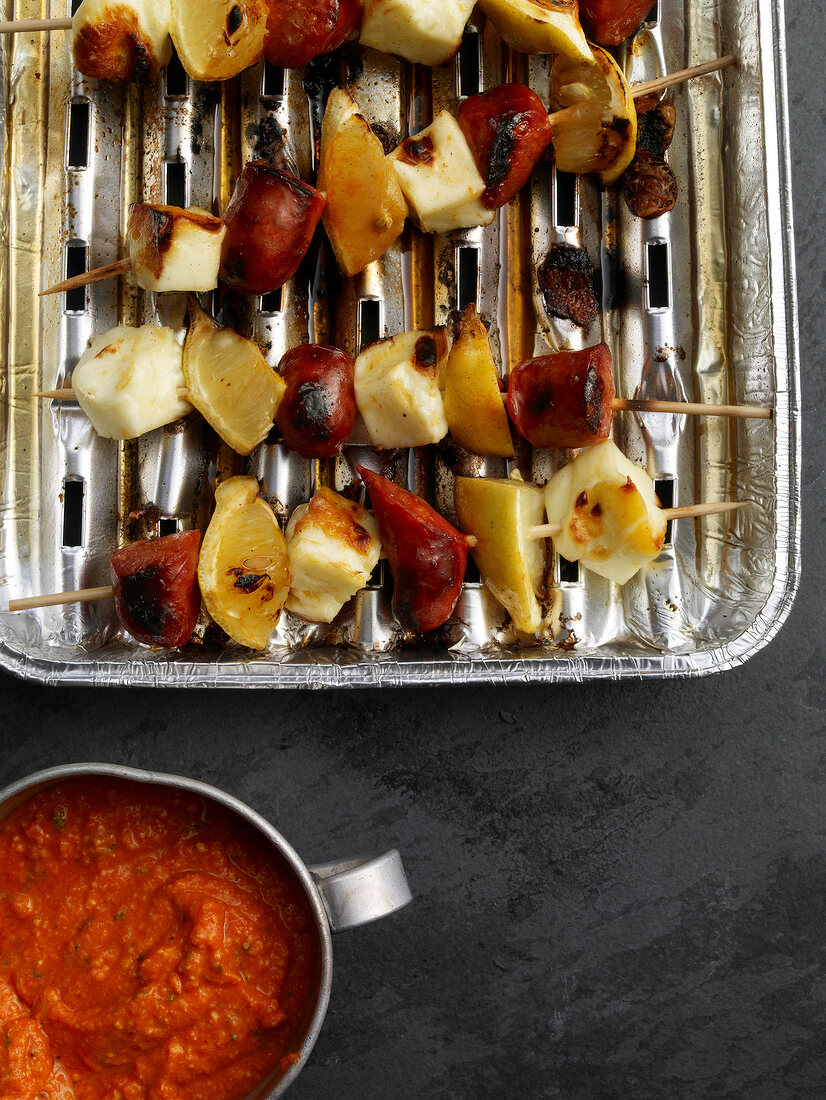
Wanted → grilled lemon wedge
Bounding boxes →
[198,477,291,649]
[476,0,593,63]
[319,88,408,278]
[443,305,514,458]
[170,0,267,81]
[455,476,547,633]
[183,300,283,456]
[549,42,637,184]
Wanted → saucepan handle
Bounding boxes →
[308,849,412,932]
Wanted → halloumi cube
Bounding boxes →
[543,439,667,584]
[286,489,382,623]
[359,0,473,66]
[73,325,191,440]
[128,204,226,293]
[389,112,495,234]
[73,0,173,84]
[354,330,449,449]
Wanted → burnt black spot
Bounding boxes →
[149,208,175,251]
[221,252,245,284]
[486,112,528,193]
[537,244,600,328]
[399,134,435,166]
[121,566,169,634]
[228,567,270,594]
[636,97,676,157]
[582,365,605,434]
[413,335,438,372]
[235,573,269,592]
[370,122,400,156]
[303,48,364,145]
[529,385,554,416]
[131,39,152,85]
[294,382,332,438]
[247,117,289,165]
[590,503,603,517]
[350,522,371,550]
[227,5,243,34]
[576,491,589,509]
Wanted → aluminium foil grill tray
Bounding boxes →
[0,0,800,686]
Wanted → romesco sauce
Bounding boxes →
[0,779,321,1100]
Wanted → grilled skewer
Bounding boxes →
[36,333,771,456]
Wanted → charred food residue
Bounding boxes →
[622,96,678,220]
[537,243,600,328]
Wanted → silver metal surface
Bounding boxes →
[0,0,800,684]
[0,762,412,1097]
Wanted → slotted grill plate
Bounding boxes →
[0,0,800,685]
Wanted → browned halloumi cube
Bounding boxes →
[286,490,382,623]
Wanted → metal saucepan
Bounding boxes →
[0,762,413,1098]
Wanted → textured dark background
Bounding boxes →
[1,4,822,1097]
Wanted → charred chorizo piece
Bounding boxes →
[220,162,325,295]
[275,345,357,458]
[537,243,600,328]
[456,83,554,209]
[110,530,201,647]
[263,0,363,69]
[506,344,615,450]
[622,96,678,220]
[578,0,655,46]
[357,466,472,634]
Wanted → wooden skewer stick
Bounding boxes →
[611,397,772,419]
[34,388,77,400]
[659,500,749,521]
[528,523,562,540]
[40,384,770,439]
[11,502,749,607]
[499,391,772,419]
[528,500,748,540]
[35,386,190,401]
[0,16,72,33]
[9,585,115,612]
[40,257,131,297]
[631,55,736,99]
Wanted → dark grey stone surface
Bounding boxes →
[0,3,823,1096]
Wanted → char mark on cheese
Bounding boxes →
[413,334,438,374]
[398,134,435,167]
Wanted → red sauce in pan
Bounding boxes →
[0,778,320,1100]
